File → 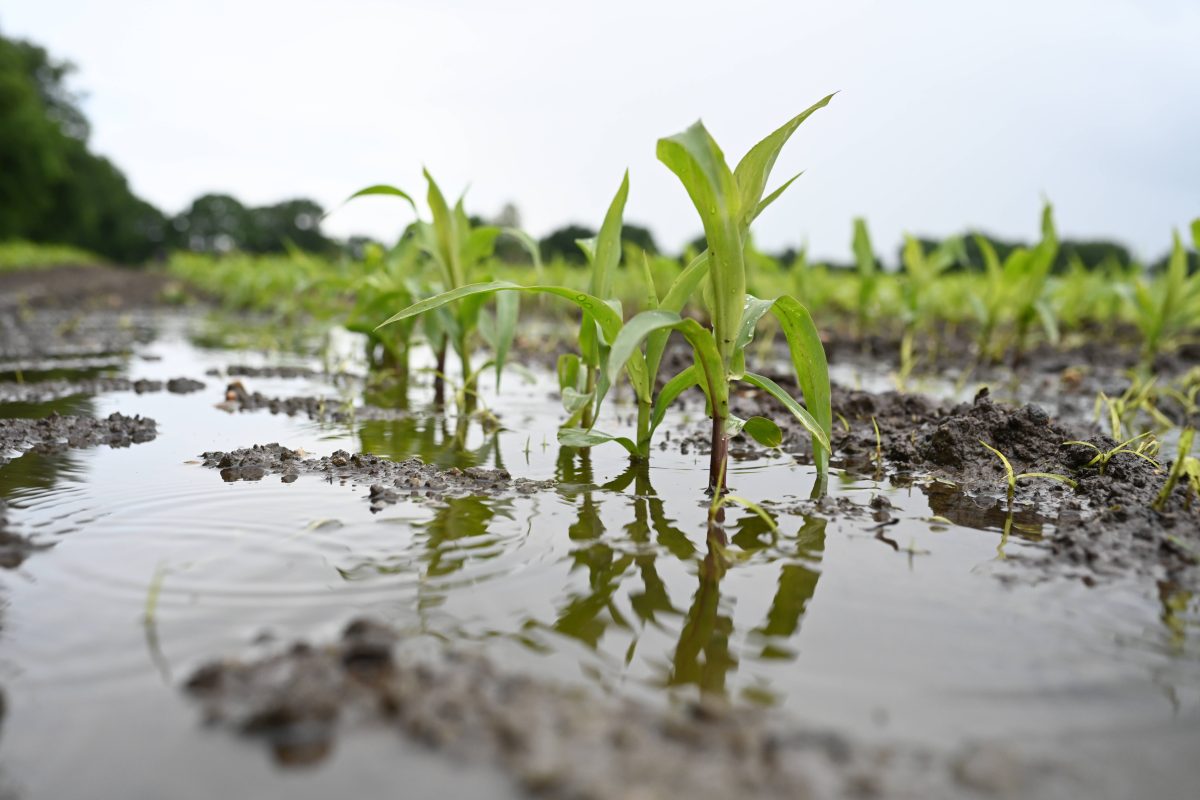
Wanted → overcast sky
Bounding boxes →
[3,0,1198,261]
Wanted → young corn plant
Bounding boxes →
[376,99,836,488]
[970,203,1059,364]
[980,441,1077,503]
[374,177,723,462]
[896,234,964,385]
[555,172,629,430]
[1154,427,1198,511]
[1131,222,1200,368]
[1062,431,1161,475]
[852,218,878,340]
[344,170,539,411]
[607,96,836,491]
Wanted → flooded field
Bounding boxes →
[1,308,1197,799]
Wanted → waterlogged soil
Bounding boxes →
[0,281,1197,799]
[187,619,1077,800]
[722,383,1200,587]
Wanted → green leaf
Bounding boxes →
[657,120,744,364]
[606,310,727,416]
[645,250,710,381]
[733,94,834,226]
[493,289,519,389]
[749,172,803,226]
[743,416,783,448]
[590,170,629,299]
[648,365,700,442]
[558,428,639,457]
[499,227,543,274]
[731,295,774,378]
[561,387,593,415]
[379,281,650,404]
[343,184,418,217]
[557,353,581,393]
[741,372,830,456]
[768,296,832,472]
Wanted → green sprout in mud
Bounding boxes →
[1132,220,1200,367]
[896,234,964,388]
[979,440,1077,503]
[1093,377,1174,441]
[606,96,836,491]
[1062,431,1161,476]
[344,170,540,411]
[1155,427,1199,512]
[377,98,836,492]
[970,203,1059,365]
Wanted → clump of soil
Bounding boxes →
[186,619,1063,799]
[727,383,1200,587]
[0,412,157,466]
[198,444,550,510]
[0,376,205,404]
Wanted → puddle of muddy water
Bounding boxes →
[0,313,1198,798]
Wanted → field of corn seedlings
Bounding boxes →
[2,102,1200,800]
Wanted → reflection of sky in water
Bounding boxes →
[0,316,1197,797]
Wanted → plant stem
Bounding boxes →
[708,414,728,493]
[635,397,651,460]
[459,344,475,414]
[581,364,597,429]
[433,344,447,407]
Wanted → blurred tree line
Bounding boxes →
[2,29,1184,272]
[0,30,336,263]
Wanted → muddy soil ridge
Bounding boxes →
[199,443,551,510]
[187,618,1078,800]
[730,382,1200,587]
[0,412,157,466]
[0,376,205,404]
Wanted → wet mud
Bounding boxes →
[0,264,176,312]
[198,443,551,510]
[187,619,1076,800]
[0,376,205,404]
[0,412,157,466]
[727,383,1200,587]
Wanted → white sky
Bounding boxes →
[3,0,1198,262]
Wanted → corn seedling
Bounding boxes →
[1062,431,1161,475]
[897,234,964,384]
[554,172,629,430]
[378,100,835,490]
[605,97,836,491]
[1131,222,1200,367]
[980,440,1077,503]
[852,218,878,338]
[1154,427,1198,511]
[344,170,540,411]
[970,204,1059,364]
